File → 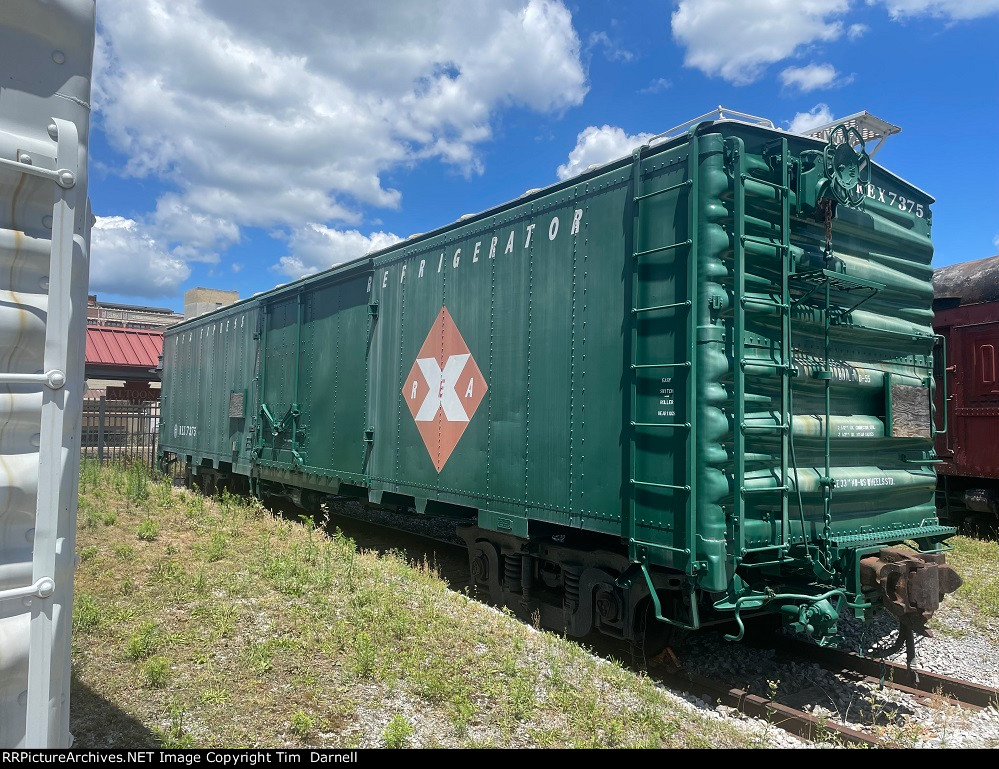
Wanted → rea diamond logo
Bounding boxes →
[403,307,487,472]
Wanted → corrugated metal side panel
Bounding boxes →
[0,0,94,748]
[159,306,259,473]
[718,123,939,563]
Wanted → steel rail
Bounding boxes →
[769,636,999,711]
[654,669,881,746]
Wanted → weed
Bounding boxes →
[80,458,101,490]
[137,518,159,542]
[125,622,160,661]
[192,603,239,638]
[246,641,274,673]
[73,593,102,633]
[450,695,475,734]
[155,701,195,749]
[149,559,184,584]
[127,464,150,503]
[114,544,134,561]
[879,716,928,748]
[200,687,230,706]
[351,632,377,679]
[507,672,537,722]
[382,715,414,749]
[813,716,843,747]
[143,657,170,688]
[205,531,227,562]
[290,710,313,738]
[154,479,174,509]
[78,499,98,530]
[185,494,204,518]
[79,546,99,563]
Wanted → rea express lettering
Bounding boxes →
[855,183,925,218]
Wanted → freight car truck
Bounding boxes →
[160,109,961,650]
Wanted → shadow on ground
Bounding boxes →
[69,673,160,748]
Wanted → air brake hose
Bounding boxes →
[875,616,919,686]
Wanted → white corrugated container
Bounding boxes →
[0,0,95,748]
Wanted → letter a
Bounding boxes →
[465,378,474,398]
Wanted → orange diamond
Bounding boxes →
[403,307,487,472]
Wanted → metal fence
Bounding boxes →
[81,398,160,468]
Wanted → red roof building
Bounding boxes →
[85,326,163,381]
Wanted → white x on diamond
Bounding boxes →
[414,354,470,422]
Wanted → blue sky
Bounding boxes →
[88,0,999,310]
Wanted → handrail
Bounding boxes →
[934,333,948,436]
[646,106,774,148]
[0,578,55,603]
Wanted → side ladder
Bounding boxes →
[729,137,794,564]
[626,137,699,579]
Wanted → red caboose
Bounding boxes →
[933,254,999,520]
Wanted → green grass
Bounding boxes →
[70,461,763,749]
[125,622,160,661]
[290,711,313,738]
[137,518,159,542]
[143,657,170,688]
[382,715,413,749]
[941,535,999,632]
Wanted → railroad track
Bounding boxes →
[653,634,999,747]
[769,635,999,712]
[653,666,881,746]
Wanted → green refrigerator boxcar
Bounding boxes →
[160,113,961,644]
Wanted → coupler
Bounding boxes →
[860,547,963,635]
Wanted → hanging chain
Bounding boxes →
[819,198,834,263]
[821,197,834,565]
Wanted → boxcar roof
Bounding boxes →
[933,254,999,305]
[168,115,930,332]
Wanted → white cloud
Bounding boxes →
[671,0,849,85]
[90,217,191,298]
[151,195,241,264]
[786,104,835,135]
[779,64,844,92]
[871,0,999,20]
[993,233,999,251]
[588,31,635,62]
[848,23,869,38]
[556,125,654,181]
[640,77,672,94]
[95,0,587,273]
[275,225,403,279]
